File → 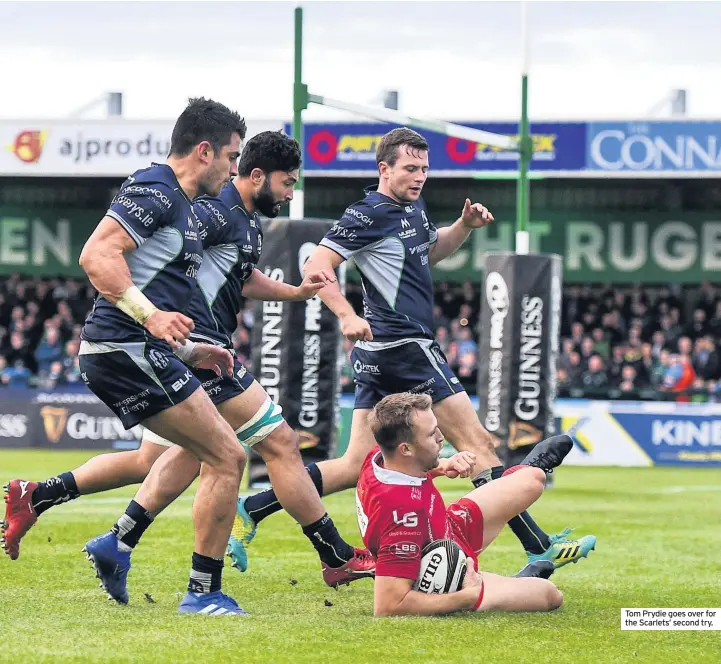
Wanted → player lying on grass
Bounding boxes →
[228,127,595,575]
[357,392,571,616]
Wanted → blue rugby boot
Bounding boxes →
[527,528,597,569]
[226,496,257,573]
[82,532,131,604]
[178,591,249,616]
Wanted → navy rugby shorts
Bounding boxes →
[351,338,465,409]
[79,337,202,429]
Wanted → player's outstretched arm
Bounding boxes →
[241,267,335,302]
[374,574,481,617]
[303,246,372,342]
[79,217,194,346]
[429,199,494,265]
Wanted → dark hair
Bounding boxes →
[169,97,247,157]
[237,131,302,177]
[368,392,433,453]
[376,127,429,167]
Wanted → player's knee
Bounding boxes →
[137,444,166,475]
[256,425,299,462]
[229,441,247,471]
[527,466,547,493]
[210,432,247,474]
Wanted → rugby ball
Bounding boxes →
[414,539,467,594]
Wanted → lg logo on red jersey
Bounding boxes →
[393,510,418,528]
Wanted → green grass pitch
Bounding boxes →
[1,450,720,664]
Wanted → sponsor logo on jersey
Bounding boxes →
[148,349,169,370]
[353,360,380,374]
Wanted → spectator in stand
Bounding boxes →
[637,343,656,386]
[8,306,25,334]
[693,336,720,381]
[456,350,478,391]
[39,360,66,389]
[1,358,32,386]
[581,355,608,390]
[4,331,34,373]
[35,326,64,375]
[590,327,610,361]
[457,303,476,330]
[651,330,666,360]
[669,308,685,341]
[663,354,696,393]
[567,351,583,388]
[686,309,709,340]
[695,281,717,319]
[580,337,595,369]
[581,311,597,332]
[570,322,585,349]
[618,365,639,394]
[678,336,693,361]
[607,346,626,386]
[433,304,450,332]
[601,311,625,345]
[456,326,477,358]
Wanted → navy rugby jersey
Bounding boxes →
[320,187,438,341]
[82,163,203,343]
[187,182,262,347]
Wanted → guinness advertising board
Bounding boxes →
[0,389,142,449]
[477,253,563,465]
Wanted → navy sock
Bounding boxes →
[244,463,324,525]
[301,513,354,568]
[32,472,80,516]
[111,500,154,550]
[188,552,223,594]
[507,511,551,554]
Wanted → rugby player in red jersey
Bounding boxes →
[356,392,572,616]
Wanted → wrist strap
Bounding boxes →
[174,340,197,362]
[116,286,158,325]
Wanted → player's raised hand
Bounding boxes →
[460,198,494,229]
[185,343,234,377]
[340,312,373,342]
[295,269,336,300]
[144,310,194,348]
[443,451,477,479]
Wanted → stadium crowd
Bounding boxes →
[2,274,720,401]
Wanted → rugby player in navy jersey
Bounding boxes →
[2,98,252,616]
[228,128,596,576]
[88,131,373,603]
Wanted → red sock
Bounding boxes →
[501,464,526,477]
